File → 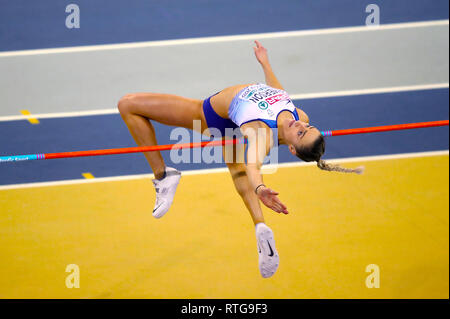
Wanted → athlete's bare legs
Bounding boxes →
[118,93,208,179]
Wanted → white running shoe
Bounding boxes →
[151,167,181,219]
[255,223,279,278]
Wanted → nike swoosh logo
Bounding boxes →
[153,203,163,213]
[267,241,274,257]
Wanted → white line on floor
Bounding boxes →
[0,83,447,122]
[289,83,450,100]
[0,20,448,57]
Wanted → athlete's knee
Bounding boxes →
[117,93,138,115]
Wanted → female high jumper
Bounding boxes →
[118,40,363,278]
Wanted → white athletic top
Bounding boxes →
[228,83,299,128]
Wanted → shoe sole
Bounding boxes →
[257,227,279,278]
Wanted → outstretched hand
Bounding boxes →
[253,40,269,66]
[257,186,289,214]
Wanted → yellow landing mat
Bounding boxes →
[0,155,448,298]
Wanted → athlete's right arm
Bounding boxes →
[253,40,284,91]
[241,122,289,215]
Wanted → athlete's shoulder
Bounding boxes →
[295,107,309,123]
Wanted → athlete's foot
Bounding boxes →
[151,167,181,218]
[255,223,279,278]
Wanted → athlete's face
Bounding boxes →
[284,119,321,155]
